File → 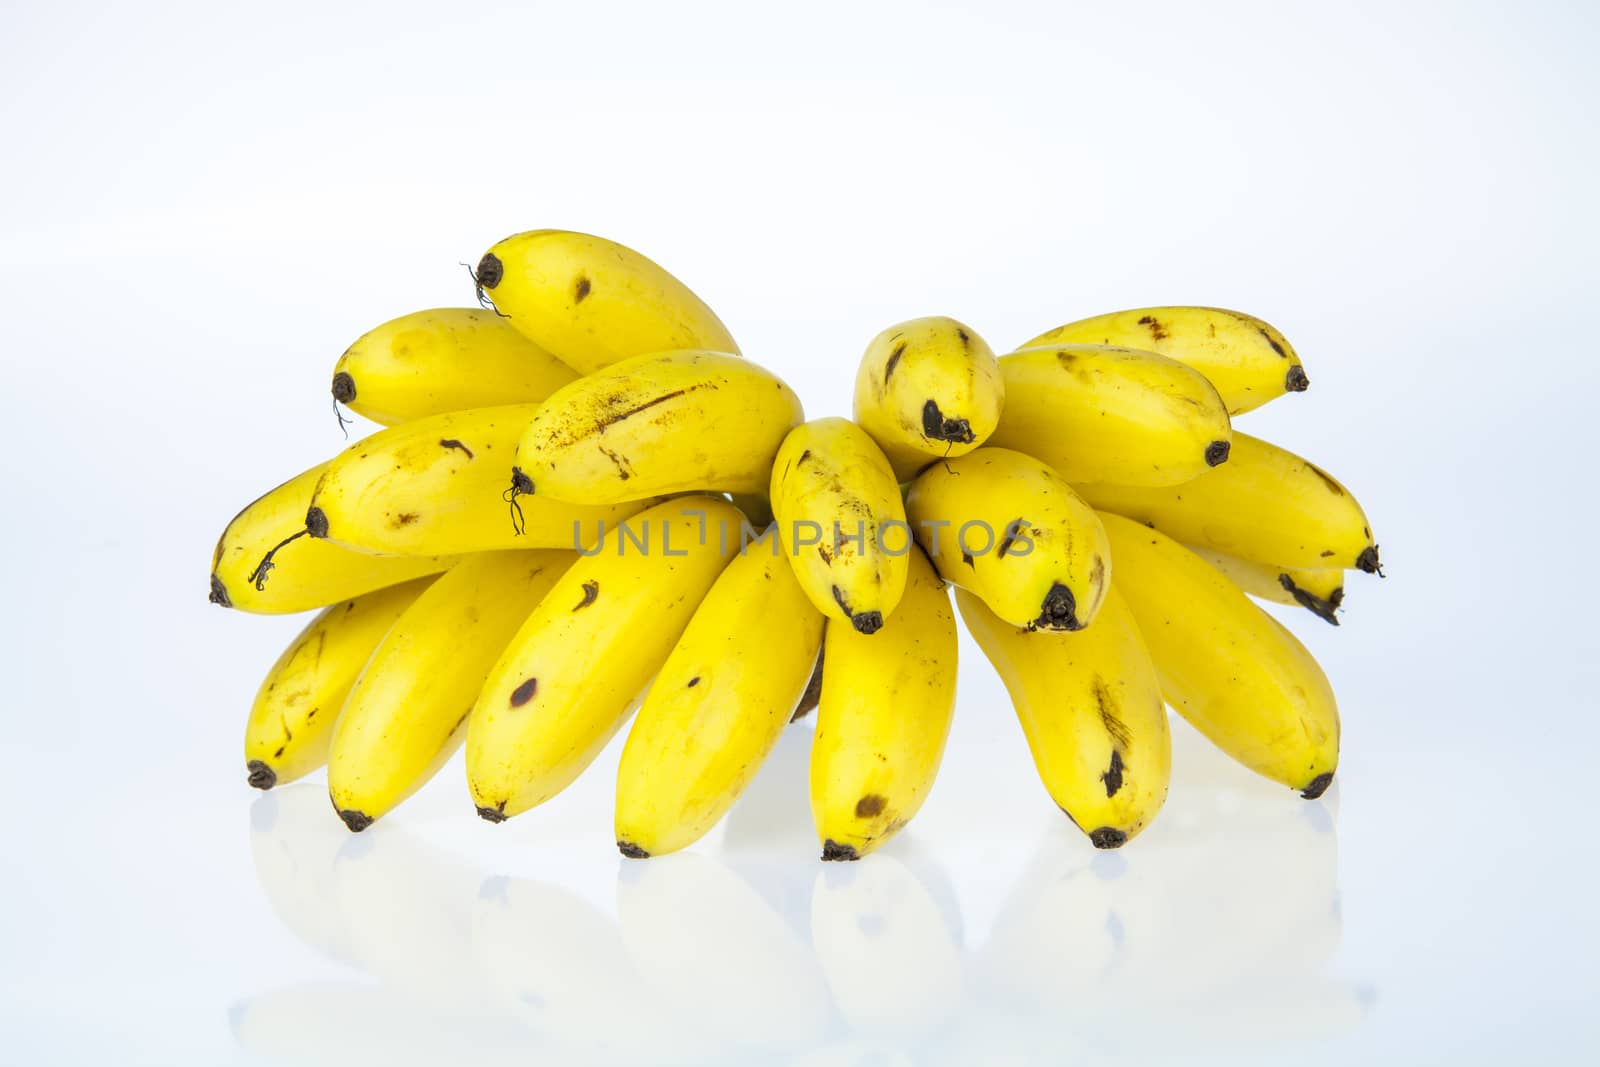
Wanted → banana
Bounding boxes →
[957,585,1170,848]
[330,308,577,426]
[1100,511,1339,795]
[513,350,804,505]
[243,577,435,790]
[1188,545,1346,625]
[467,497,744,821]
[987,345,1232,486]
[614,532,825,857]
[210,461,455,614]
[1077,432,1380,573]
[1019,306,1308,415]
[770,417,910,633]
[472,229,740,373]
[327,549,575,830]
[810,547,957,860]
[852,316,1004,480]
[306,403,645,555]
[905,447,1111,632]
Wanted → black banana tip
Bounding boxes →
[209,574,232,608]
[1279,574,1344,625]
[510,467,535,495]
[476,252,503,289]
[920,399,976,444]
[1032,582,1081,631]
[1286,365,1310,392]
[1205,440,1231,467]
[851,610,884,635]
[331,371,356,404]
[1301,772,1335,800]
[1089,827,1128,849]
[246,760,276,790]
[336,807,373,833]
[305,506,329,539]
[1356,546,1383,575]
[617,841,650,859]
[476,803,508,823]
[821,840,861,862]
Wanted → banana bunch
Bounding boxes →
[216,229,1381,858]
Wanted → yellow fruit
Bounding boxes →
[330,308,576,425]
[614,537,824,856]
[467,497,745,821]
[307,403,646,556]
[770,417,909,634]
[810,548,957,860]
[852,316,1004,479]
[1077,432,1380,573]
[473,229,739,373]
[1187,546,1346,626]
[210,461,454,614]
[514,350,804,504]
[958,586,1170,847]
[1101,512,1339,795]
[905,447,1111,631]
[988,344,1231,486]
[1019,306,1307,415]
[327,550,574,830]
[243,577,435,789]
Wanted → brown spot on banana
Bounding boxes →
[1137,315,1168,341]
[509,678,538,706]
[1093,679,1133,749]
[1100,750,1125,798]
[884,343,906,383]
[439,438,474,459]
[574,275,591,303]
[573,580,599,611]
[1205,440,1231,467]
[1258,326,1288,358]
[855,794,887,818]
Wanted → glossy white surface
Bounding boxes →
[2,1,1596,1062]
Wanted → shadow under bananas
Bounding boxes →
[236,724,1370,1066]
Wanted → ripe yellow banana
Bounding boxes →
[243,577,435,790]
[770,417,909,634]
[467,497,744,821]
[210,461,455,614]
[1077,432,1380,573]
[327,549,575,830]
[330,308,577,426]
[987,345,1232,486]
[1100,511,1339,796]
[513,350,804,505]
[614,535,825,857]
[905,447,1111,632]
[810,547,957,860]
[957,585,1170,848]
[1019,307,1308,415]
[306,403,645,556]
[472,229,740,373]
[1187,545,1346,625]
[852,316,1005,480]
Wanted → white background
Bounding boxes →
[2,0,1596,1062]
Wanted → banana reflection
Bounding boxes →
[970,725,1364,1059]
[241,724,1367,1064]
